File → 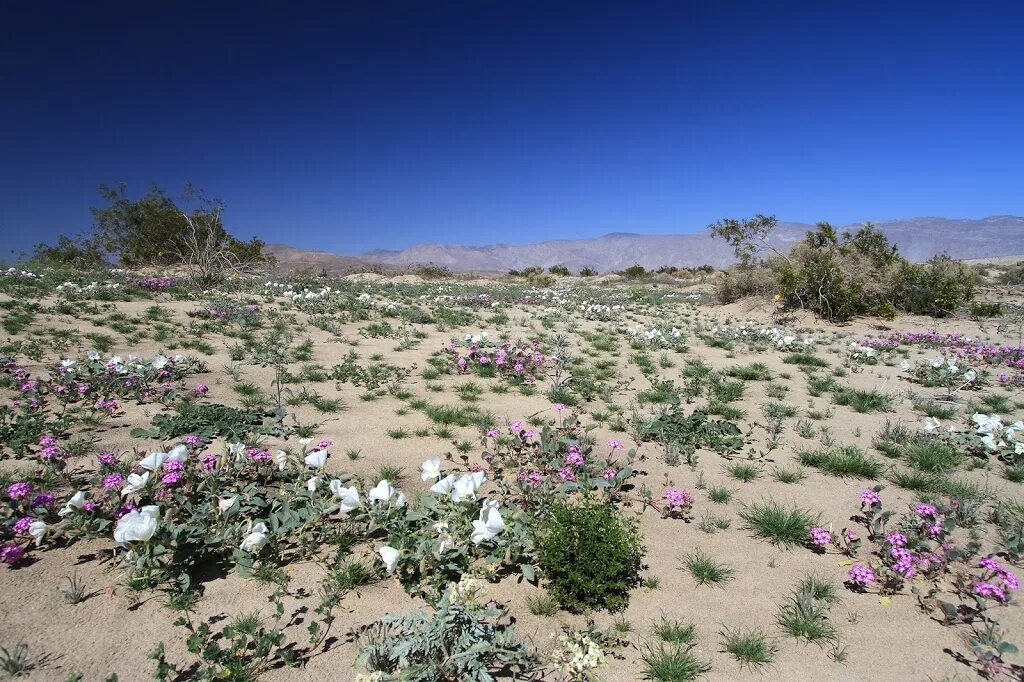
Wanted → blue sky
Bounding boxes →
[1,0,1022,257]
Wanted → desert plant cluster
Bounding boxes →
[1,253,1023,681]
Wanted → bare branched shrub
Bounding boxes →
[175,212,269,286]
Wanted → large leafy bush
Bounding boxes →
[534,498,644,613]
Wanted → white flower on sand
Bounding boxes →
[900,360,911,371]
[58,490,88,517]
[121,472,150,496]
[434,521,455,553]
[273,450,288,471]
[368,480,395,504]
[217,496,238,512]
[329,481,360,513]
[240,522,270,552]
[165,444,188,465]
[421,457,442,481]
[923,417,941,434]
[471,504,505,544]
[378,546,399,574]
[964,369,977,382]
[304,449,328,468]
[151,355,169,370]
[138,450,168,471]
[28,520,47,547]
[307,476,321,492]
[930,357,944,368]
[114,505,160,546]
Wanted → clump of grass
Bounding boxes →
[653,617,697,645]
[797,445,883,479]
[697,511,731,534]
[727,362,772,381]
[0,642,35,677]
[525,592,558,616]
[682,550,734,586]
[707,485,734,503]
[720,626,777,669]
[833,387,892,413]
[641,643,711,681]
[725,461,761,482]
[904,439,963,473]
[740,500,821,546]
[776,578,839,645]
[783,352,829,368]
[770,466,807,484]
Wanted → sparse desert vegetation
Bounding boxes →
[1,232,1024,681]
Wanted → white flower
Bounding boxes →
[430,474,457,495]
[924,417,941,434]
[973,413,1003,434]
[217,496,238,512]
[138,451,168,471]
[228,442,247,461]
[151,355,169,370]
[58,490,88,517]
[330,481,360,513]
[900,360,911,371]
[451,474,482,503]
[121,472,150,496]
[964,369,977,382]
[394,492,406,508]
[28,520,47,547]
[378,546,399,574]
[304,449,328,468]
[240,521,270,552]
[420,457,442,481]
[471,505,505,544]
[165,444,188,465]
[368,480,395,504]
[930,357,944,368]
[114,505,160,546]
[273,450,288,471]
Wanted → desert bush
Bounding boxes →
[548,264,571,276]
[711,218,975,320]
[535,498,645,613]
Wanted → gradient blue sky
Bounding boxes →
[2,0,1022,257]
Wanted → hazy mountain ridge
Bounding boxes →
[270,216,1024,274]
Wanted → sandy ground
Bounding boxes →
[0,280,1022,681]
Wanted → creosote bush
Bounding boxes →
[535,497,645,613]
[711,218,976,320]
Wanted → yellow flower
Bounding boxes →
[773,293,782,302]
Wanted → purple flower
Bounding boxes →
[552,403,566,411]
[98,452,116,465]
[557,467,576,481]
[885,532,908,547]
[0,545,26,565]
[848,564,876,585]
[602,468,617,480]
[809,527,833,547]
[975,582,1008,602]
[6,482,31,500]
[664,487,693,509]
[102,474,125,489]
[607,439,623,450]
[13,517,33,534]
[565,452,585,467]
[915,503,938,518]
[183,435,201,446]
[31,493,55,508]
[859,490,880,506]
[192,384,209,395]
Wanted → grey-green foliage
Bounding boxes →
[355,591,534,681]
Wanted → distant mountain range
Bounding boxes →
[268,216,1024,274]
